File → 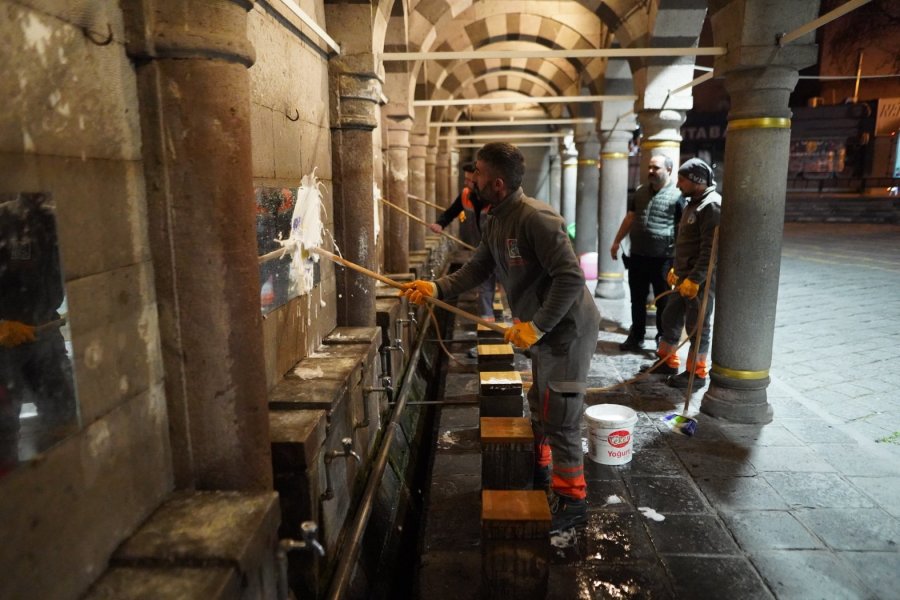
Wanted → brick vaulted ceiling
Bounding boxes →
[402,0,707,132]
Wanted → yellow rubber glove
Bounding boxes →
[0,320,36,348]
[666,268,679,288]
[503,321,543,349]
[678,278,700,299]
[399,280,437,305]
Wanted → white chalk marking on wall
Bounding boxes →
[373,181,381,241]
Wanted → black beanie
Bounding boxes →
[678,158,714,186]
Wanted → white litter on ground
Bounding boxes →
[604,495,624,506]
[638,506,665,522]
[550,528,578,549]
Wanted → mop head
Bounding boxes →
[661,413,697,437]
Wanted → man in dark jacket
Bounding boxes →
[648,158,721,392]
[404,143,601,533]
[610,155,684,352]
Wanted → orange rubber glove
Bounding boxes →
[399,280,437,305]
[503,321,543,349]
[0,320,36,348]
[666,268,679,288]
[458,212,467,223]
[677,278,700,299]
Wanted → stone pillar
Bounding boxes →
[560,146,578,225]
[386,120,412,272]
[638,109,685,173]
[124,0,271,490]
[329,59,381,327]
[435,148,450,206]
[425,145,437,224]
[595,130,631,299]
[408,133,428,251]
[449,148,460,200]
[701,0,819,423]
[549,148,562,213]
[574,135,600,256]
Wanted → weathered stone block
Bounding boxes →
[477,343,515,372]
[114,491,280,600]
[481,490,550,600]
[82,566,240,600]
[481,417,534,490]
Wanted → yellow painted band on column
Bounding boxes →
[641,140,680,149]
[600,152,628,159]
[711,363,770,380]
[563,163,578,168]
[577,159,598,166]
[727,117,791,131]
[598,272,624,279]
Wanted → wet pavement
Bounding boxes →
[416,223,900,600]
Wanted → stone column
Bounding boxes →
[408,133,428,251]
[638,109,685,173]
[329,59,381,327]
[425,145,437,224]
[124,0,271,490]
[560,146,578,225]
[435,148,450,207]
[448,148,460,200]
[701,0,819,423]
[574,135,600,256]
[548,148,562,213]
[386,120,412,272]
[595,130,631,299]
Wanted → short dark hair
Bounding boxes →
[476,143,525,190]
[461,162,476,173]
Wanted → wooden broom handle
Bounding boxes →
[308,247,507,334]
[683,226,719,414]
[380,197,477,251]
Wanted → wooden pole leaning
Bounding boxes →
[683,226,719,414]
[309,247,506,335]
[380,197,477,251]
[407,193,446,212]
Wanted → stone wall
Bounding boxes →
[0,2,172,598]
[247,0,338,386]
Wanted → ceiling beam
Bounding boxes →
[441,132,571,140]
[415,95,635,107]
[454,142,556,148]
[384,47,726,61]
[430,118,595,128]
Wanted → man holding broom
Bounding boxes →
[402,142,601,533]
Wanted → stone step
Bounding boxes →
[480,417,534,490]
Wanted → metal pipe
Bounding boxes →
[278,0,341,54]
[853,51,864,103]
[777,0,872,47]
[325,309,433,600]
[384,47,726,61]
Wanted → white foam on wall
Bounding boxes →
[287,169,326,297]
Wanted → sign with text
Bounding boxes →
[875,97,900,136]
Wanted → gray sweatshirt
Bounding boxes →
[436,189,600,346]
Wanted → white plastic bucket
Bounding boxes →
[585,404,638,465]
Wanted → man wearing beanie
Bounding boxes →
[644,157,721,392]
[610,155,684,352]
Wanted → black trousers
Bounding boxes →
[626,254,672,340]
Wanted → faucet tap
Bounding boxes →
[321,438,361,501]
[276,521,325,600]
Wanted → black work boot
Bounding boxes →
[638,360,678,376]
[666,371,707,392]
[618,331,645,352]
[549,493,588,533]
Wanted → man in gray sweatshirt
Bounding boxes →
[402,143,601,533]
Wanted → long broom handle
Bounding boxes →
[380,197,477,251]
[407,194,446,212]
[683,226,719,414]
[308,247,507,335]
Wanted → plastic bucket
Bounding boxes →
[579,252,598,280]
[585,404,638,465]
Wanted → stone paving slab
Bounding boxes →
[418,225,900,600]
